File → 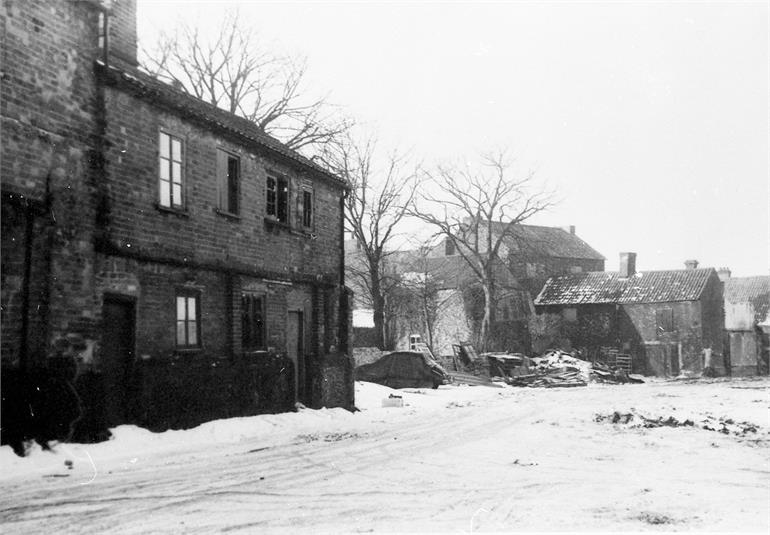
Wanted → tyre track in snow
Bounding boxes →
[2,382,769,532]
[1,389,543,533]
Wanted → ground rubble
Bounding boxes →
[496,349,644,388]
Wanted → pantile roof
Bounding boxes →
[490,223,605,261]
[96,59,346,188]
[534,268,716,305]
[724,276,770,324]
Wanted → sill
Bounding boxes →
[264,217,291,230]
[174,347,202,355]
[215,209,241,221]
[155,203,189,218]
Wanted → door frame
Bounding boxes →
[287,309,306,403]
[101,293,137,424]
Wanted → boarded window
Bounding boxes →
[241,294,265,351]
[656,308,674,333]
[159,132,183,208]
[176,290,200,348]
[217,149,239,214]
[563,307,578,322]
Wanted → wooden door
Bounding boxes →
[102,296,135,426]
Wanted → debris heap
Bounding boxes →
[500,350,644,388]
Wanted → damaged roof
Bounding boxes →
[724,276,770,323]
[492,223,605,261]
[95,59,346,188]
[534,268,716,305]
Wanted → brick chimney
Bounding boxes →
[619,252,636,278]
[717,267,731,281]
[562,225,576,235]
[684,259,699,270]
[105,0,138,65]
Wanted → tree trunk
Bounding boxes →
[480,282,496,352]
[370,274,386,350]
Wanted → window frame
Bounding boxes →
[241,293,266,352]
[266,174,289,224]
[159,131,184,210]
[216,148,240,216]
[301,187,314,229]
[656,308,675,335]
[175,288,201,349]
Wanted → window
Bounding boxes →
[656,308,674,334]
[445,238,456,256]
[217,149,239,215]
[266,175,289,223]
[176,290,200,348]
[563,307,577,322]
[241,294,265,350]
[159,132,183,208]
[302,189,313,228]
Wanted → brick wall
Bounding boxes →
[1,0,102,363]
[99,89,343,277]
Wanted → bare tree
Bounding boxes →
[398,244,454,353]
[411,151,554,352]
[322,134,419,349]
[141,11,350,151]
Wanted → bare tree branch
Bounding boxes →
[140,10,350,152]
[410,150,556,351]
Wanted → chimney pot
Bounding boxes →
[684,259,699,270]
[619,252,637,278]
[717,267,731,281]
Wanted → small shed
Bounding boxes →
[723,275,770,375]
[533,254,724,377]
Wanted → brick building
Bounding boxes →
[534,254,724,376]
[1,0,352,445]
[721,271,770,376]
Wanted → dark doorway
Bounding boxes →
[287,311,307,404]
[102,295,136,427]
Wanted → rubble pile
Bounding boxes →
[500,350,644,388]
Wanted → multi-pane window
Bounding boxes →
[159,132,183,208]
[176,290,200,348]
[266,175,289,223]
[241,294,265,351]
[302,189,313,228]
[217,149,239,215]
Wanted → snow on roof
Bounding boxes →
[534,268,716,306]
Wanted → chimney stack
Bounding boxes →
[619,252,637,278]
[717,267,731,281]
[684,259,699,270]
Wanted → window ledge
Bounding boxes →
[174,347,202,355]
[155,203,189,218]
[215,209,241,221]
[264,217,291,230]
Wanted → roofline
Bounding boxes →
[95,60,348,190]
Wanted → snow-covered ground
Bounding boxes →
[1,378,769,533]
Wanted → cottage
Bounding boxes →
[534,254,724,376]
[720,270,770,375]
[1,0,352,446]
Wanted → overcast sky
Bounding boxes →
[137,1,768,276]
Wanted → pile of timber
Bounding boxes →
[503,350,644,388]
[507,368,587,388]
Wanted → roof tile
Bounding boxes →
[534,268,715,305]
